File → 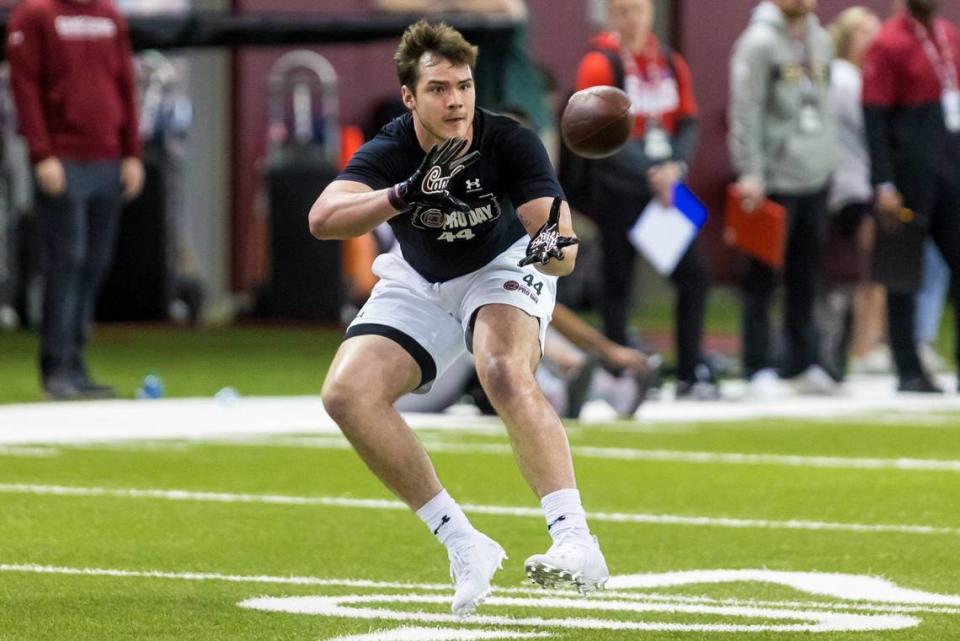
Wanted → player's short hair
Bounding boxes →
[394,20,478,92]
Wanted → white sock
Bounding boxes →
[541,488,589,541]
[416,489,475,547]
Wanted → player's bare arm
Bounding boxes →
[310,137,478,240]
[517,196,579,276]
[308,180,396,240]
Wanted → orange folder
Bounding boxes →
[723,184,787,268]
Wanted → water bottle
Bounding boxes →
[136,374,164,399]
[214,386,240,404]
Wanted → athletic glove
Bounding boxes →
[388,137,479,214]
[518,197,579,267]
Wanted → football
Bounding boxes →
[560,86,633,159]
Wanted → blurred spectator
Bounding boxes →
[862,0,960,393]
[728,0,839,396]
[6,0,144,399]
[573,0,717,399]
[824,6,886,377]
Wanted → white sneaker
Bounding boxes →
[791,365,838,396]
[448,531,506,617]
[747,368,787,400]
[849,345,892,375]
[524,533,609,593]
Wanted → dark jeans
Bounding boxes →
[599,213,710,383]
[37,160,122,380]
[886,172,960,381]
[741,187,828,379]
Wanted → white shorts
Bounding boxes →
[345,237,557,392]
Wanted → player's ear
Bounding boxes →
[401,85,416,111]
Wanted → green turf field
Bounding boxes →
[0,326,342,404]
[2,414,959,640]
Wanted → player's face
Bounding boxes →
[403,53,475,144]
[607,0,653,45]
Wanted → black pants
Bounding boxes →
[886,174,960,382]
[599,211,710,383]
[741,187,828,378]
[36,160,122,380]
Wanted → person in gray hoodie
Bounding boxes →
[728,0,839,396]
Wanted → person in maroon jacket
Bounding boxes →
[862,0,960,393]
[6,0,144,399]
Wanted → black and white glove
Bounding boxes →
[518,197,579,267]
[388,137,479,214]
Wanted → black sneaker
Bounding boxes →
[43,373,81,401]
[897,375,943,394]
[75,378,117,399]
[70,359,117,399]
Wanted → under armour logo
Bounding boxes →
[547,515,567,531]
[433,514,451,536]
[466,178,482,191]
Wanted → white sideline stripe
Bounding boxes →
[0,483,956,536]
[217,435,960,473]
[3,564,959,617]
[1,374,959,446]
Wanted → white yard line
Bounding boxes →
[0,483,955,536]
[1,563,958,615]
[187,435,960,473]
[0,446,58,458]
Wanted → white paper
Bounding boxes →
[628,199,699,275]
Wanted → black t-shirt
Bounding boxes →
[339,108,563,282]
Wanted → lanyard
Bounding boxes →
[617,34,667,119]
[911,17,958,91]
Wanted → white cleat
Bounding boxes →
[524,533,609,594]
[449,531,507,617]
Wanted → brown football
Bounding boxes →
[560,86,633,159]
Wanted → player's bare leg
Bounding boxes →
[472,303,608,592]
[322,335,505,614]
[322,335,441,507]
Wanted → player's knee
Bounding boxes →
[321,380,363,425]
[476,353,531,403]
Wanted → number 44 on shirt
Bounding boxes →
[437,229,476,242]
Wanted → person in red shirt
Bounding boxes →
[862,0,960,392]
[6,0,144,399]
[572,0,716,399]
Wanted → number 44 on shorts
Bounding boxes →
[523,273,543,295]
